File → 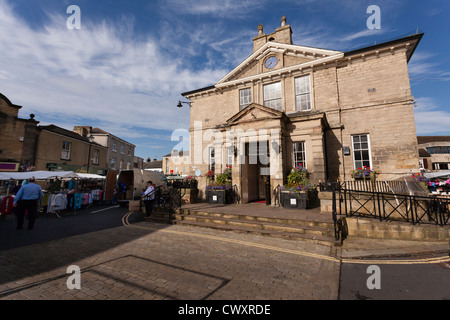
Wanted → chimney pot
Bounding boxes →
[258,24,263,36]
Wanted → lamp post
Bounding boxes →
[87,135,94,173]
[177,100,191,108]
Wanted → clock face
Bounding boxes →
[265,56,278,69]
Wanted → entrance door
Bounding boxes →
[242,141,270,203]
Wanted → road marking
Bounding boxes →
[125,223,340,263]
[123,222,450,265]
[342,256,450,265]
[91,205,120,213]
[122,212,133,226]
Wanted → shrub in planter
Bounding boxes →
[281,165,318,209]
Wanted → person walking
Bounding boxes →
[142,181,155,217]
[13,176,43,230]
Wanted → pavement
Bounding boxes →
[0,203,448,302]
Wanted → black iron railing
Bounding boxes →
[142,186,184,214]
[333,189,450,227]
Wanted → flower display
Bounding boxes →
[351,166,380,181]
[281,164,315,192]
[206,166,232,191]
[205,182,232,191]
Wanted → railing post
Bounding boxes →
[377,191,382,222]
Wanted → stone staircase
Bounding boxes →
[144,205,337,246]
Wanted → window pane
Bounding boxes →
[264,82,282,111]
[240,88,252,110]
[293,142,306,168]
[295,75,311,111]
[353,134,371,170]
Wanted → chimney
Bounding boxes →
[258,24,263,36]
[281,15,286,27]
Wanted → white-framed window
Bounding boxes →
[293,142,306,168]
[209,146,215,173]
[263,82,282,111]
[61,141,71,160]
[110,158,116,169]
[295,75,311,111]
[239,88,252,110]
[226,146,234,166]
[352,134,372,169]
[112,142,117,152]
[93,149,99,165]
[121,144,124,154]
[127,162,131,169]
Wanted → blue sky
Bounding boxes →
[0,0,449,160]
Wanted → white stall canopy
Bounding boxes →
[0,171,105,181]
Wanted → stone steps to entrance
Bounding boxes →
[144,203,337,246]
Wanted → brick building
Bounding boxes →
[417,136,450,172]
[35,125,108,174]
[0,93,39,172]
[181,17,422,204]
[73,126,136,171]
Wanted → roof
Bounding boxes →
[344,32,423,63]
[89,127,136,147]
[143,160,162,169]
[418,148,431,157]
[39,125,105,147]
[163,150,189,158]
[0,92,22,109]
[181,32,423,97]
[417,136,450,145]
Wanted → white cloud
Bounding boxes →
[0,0,224,135]
[414,97,450,135]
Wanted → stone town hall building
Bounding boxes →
[181,17,422,204]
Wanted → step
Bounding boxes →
[173,219,337,246]
[176,209,333,229]
[173,213,334,237]
[143,211,175,225]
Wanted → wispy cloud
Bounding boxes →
[414,97,450,134]
[409,52,450,82]
[0,0,223,134]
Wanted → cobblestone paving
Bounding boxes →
[0,221,341,300]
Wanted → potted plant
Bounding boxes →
[351,166,380,181]
[205,169,232,204]
[280,165,318,209]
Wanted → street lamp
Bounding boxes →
[87,134,94,173]
[177,100,191,108]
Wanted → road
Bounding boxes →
[1,205,449,301]
[340,255,450,300]
[0,204,137,250]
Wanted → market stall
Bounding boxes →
[0,171,106,217]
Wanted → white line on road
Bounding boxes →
[91,206,120,213]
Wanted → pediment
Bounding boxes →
[226,103,284,125]
[217,42,342,85]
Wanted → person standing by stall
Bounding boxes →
[142,180,155,217]
[13,176,43,230]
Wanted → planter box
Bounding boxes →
[206,190,231,204]
[281,190,319,209]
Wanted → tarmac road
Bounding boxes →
[339,253,450,300]
[0,204,135,250]
[1,204,449,303]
